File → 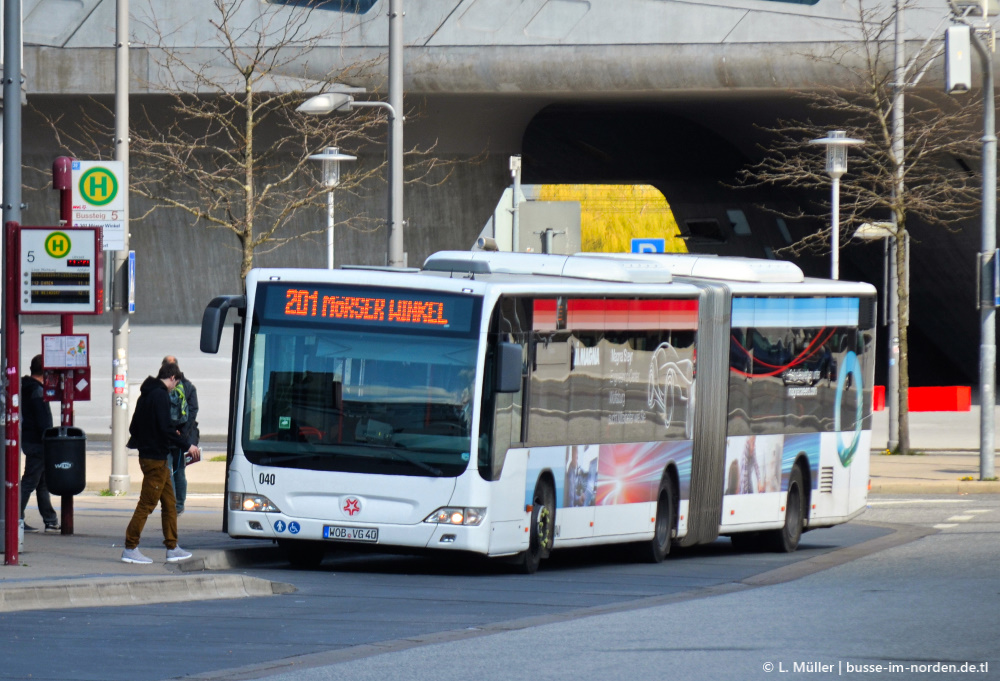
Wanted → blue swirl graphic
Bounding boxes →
[833,351,863,467]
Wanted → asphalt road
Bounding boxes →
[255,494,1000,681]
[0,519,897,681]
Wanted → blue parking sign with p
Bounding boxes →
[631,238,666,254]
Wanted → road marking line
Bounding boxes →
[967,509,992,514]
[946,515,974,521]
[933,523,958,529]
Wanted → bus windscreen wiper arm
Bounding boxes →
[384,445,442,477]
[259,452,328,465]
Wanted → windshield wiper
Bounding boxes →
[259,452,329,465]
[382,444,443,477]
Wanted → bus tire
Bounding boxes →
[767,465,805,553]
[516,480,555,574]
[644,479,674,563]
[281,540,326,569]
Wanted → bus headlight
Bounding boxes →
[424,507,486,526]
[229,492,281,513]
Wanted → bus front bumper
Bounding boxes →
[228,510,495,554]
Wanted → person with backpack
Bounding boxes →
[162,355,199,515]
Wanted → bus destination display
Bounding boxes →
[260,283,477,334]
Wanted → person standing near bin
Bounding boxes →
[162,355,199,515]
[19,354,60,533]
[121,362,199,564]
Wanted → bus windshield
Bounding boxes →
[242,286,481,477]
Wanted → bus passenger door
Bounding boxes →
[721,434,786,527]
[556,444,597,541]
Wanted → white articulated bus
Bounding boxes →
[201,251,876,571]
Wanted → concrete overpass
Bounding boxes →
[13,0,990,385]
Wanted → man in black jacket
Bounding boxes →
[121,362,200,564]
[19,355,59,532]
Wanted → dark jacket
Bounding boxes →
[20,375,53,446]
[127,376,191,460]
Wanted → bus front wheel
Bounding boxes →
[516,480,555,574]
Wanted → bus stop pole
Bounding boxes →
[54,157,77,534]
[59,316,75,535]
[109,0,132,495]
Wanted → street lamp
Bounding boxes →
[298,91,401,267]
[810,131,865,280]
[308,147,356,270]
[297,0,404,267]
[947,5,998,480]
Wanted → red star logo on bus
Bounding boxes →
[343,498,361,516]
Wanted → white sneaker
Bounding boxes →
[121,548,153,564]
[166,546,193,563]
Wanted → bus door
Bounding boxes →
[557,444,598,540]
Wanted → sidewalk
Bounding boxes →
[867,407,1000,493]
[868,452,1000,494]
[0,492,290,612]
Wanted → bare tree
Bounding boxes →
[43,0,451,281]
[737,0,981,454]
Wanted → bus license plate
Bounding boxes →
[323,525,379,543]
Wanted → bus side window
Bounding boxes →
[728,327,753,436]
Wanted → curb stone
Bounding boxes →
[870,480,1000,494]
[0,573,296,613]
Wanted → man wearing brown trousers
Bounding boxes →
[121,362,200,564]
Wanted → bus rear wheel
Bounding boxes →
[643,479,674,563]
[766,466,805,553]
[516,480,555,574]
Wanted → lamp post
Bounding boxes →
[308,147,356,270]
[947,3,999,478]
[298,92,400,267]
[969,26,997,480]
[296,0,403,267]
[810,131,865,280]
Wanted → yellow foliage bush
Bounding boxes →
[535,184,687,254]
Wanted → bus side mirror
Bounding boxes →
[200,295,246,353]
[496,342,522,393]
